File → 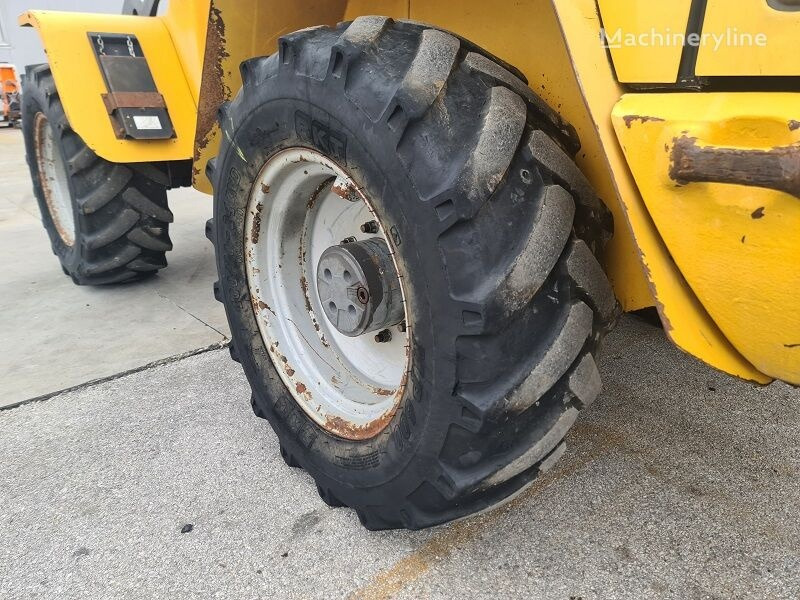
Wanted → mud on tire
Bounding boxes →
[22,64,174,285]
[209,17,620,530]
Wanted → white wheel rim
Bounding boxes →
[34,113,76,247]
[244,148,411,440]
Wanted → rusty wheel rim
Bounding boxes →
[34,113,75,247]
[244,148,411,441]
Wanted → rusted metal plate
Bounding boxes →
[671,136,800,199]
[101,91,166,112]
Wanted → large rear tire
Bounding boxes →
[22,64,174,285]
[209,18,619,530]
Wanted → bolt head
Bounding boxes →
[374,329,392,343]
[360,220,379,234]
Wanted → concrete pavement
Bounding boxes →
[1,315,798,599]
[0,127,228,407]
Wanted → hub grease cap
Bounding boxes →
[316,238,404,337]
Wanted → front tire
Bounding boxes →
[22,64,174,285]
[210,17,619,530]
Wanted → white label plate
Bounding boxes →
[133,115,162,130]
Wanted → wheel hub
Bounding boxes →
[316,238,404,337]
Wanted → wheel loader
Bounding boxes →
[18,0,800,530]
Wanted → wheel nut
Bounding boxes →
[341,236,357,245]
[360,220,379,234]
[397,321,407,333]
[356,286,370,304]
[374,329,392,343]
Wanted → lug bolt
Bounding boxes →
[356,287,370,304]
[341,236,357,245]
[374,329,392,343]
[360,220,379,234]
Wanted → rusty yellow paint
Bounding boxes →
[595,0,692,84]
[613,93,800,384]
[697,1,800,77]
[19,8,204,164]
[191,0,352,193]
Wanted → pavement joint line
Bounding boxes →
[155,289,229,338]
[0,340,231,412]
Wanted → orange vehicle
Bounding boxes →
[1,64,21,127]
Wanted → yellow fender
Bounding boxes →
[19,7,207,164]
[613,93,800,384]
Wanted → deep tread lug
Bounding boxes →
[460,86,526,205]
[76,165,133,214]
[280,444,301,469]
[317,485,345,508]
[81,245,142,276]
[128,256,167,273]
[127,227,173,252]
[250,394,266,419]
[504,302,593,414]
[484,408,579,488]
[66,145,96,176]
[205,157,218,184]
[205,218,215,244]
[122,187,174,223]
[391,29,460,121]
[229,343,241,364]
[565,238,620,323]
[493,185,575,313]
[83,208,140,250]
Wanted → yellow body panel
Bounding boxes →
[697,1,800,77]
[613,94,800,384]
[595,0,692,84]
[162,1,211,104]
[19,7,204,163]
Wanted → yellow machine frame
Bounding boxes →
[21,0,800,385]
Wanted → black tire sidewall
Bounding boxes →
[22,75,83,272]
[215,80,464,501]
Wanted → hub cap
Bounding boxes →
[316,238,404,337]
[244,148,410,440]
[34,113,75,246]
